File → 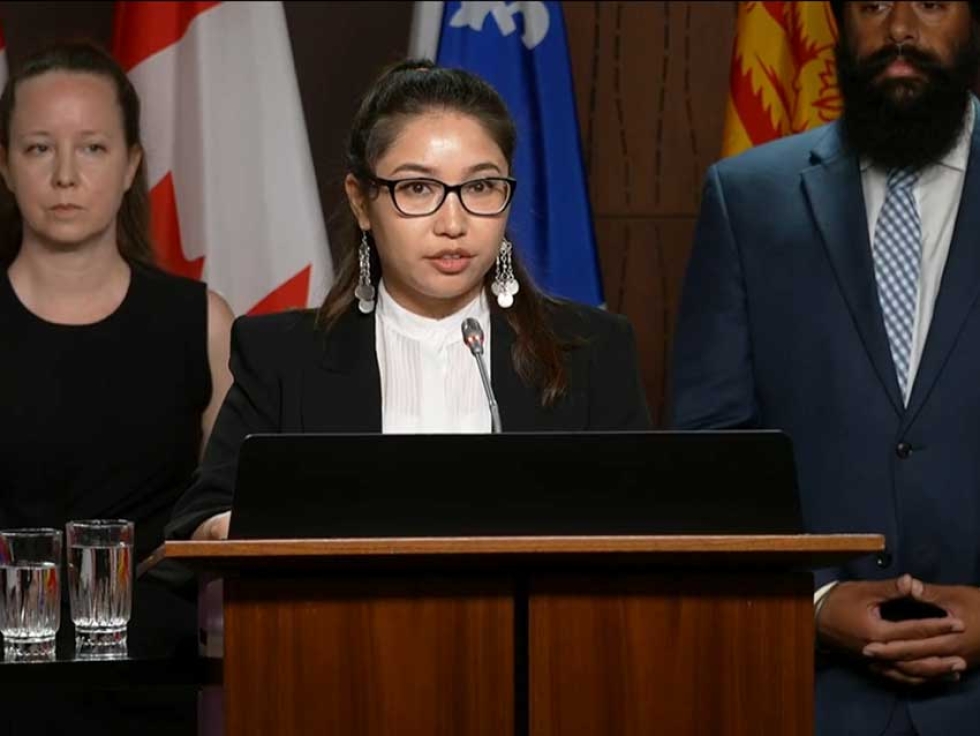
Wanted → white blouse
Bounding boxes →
[374,280,493,434]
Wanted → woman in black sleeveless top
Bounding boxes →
[0,262,216,566]
[0,42,233,734]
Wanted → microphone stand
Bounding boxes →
[472,350,502,434]
[461,318,503,434]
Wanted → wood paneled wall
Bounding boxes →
[1,1,741,426]
[564,1,738,425]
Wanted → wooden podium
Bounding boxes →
[150,534,881,736]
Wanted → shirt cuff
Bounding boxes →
[813,580,841,653]
[814,580,839,606]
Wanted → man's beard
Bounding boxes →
[836,29,980,171]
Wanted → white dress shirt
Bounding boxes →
[374,280,493,434]
[861,100,975,405]
[815,101,975,608]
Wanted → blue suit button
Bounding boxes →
[895,442,912,459]
[876,552,893,568]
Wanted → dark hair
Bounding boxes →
[0,40,153,267]
[830,1,980,30]
[319,58,570,406]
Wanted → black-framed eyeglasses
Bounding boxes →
[369,175,517,217]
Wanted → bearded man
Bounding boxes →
[670,2,980,734]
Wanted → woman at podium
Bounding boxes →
[168,59,651,542]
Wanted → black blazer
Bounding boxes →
[167,299,651,538]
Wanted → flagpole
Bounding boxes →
[409,1,444,59]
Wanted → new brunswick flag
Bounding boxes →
[722,1,842,158]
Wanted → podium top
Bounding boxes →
[140,534,884,576]
[229,431,805,539]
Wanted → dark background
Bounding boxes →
[1,1,742,425]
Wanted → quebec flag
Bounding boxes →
[411,1,604,306]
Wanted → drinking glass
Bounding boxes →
[0,528,62,660]
[66,520,133,657]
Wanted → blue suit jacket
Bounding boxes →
[670,107,980,736]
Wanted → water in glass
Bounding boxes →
[0,562,60,655]
[68,544,131,633]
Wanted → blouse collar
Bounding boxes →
[375,279,491,347]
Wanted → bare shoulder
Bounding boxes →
[206,289,236,334]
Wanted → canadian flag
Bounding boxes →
[112,1,333,316]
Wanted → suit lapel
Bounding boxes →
[301,306,382,432]
[491,311,544,431]
[801,124,904,414]
[904,104,980,426]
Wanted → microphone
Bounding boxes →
[461,317,502,434]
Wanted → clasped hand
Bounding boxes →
[816,574,980,686]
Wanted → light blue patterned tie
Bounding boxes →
[872,168,921,402]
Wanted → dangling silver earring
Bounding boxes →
[491,238,519,309]
[355,230,376,314]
